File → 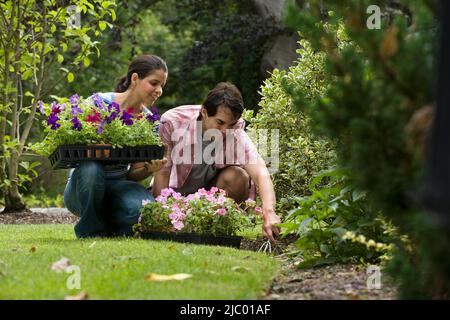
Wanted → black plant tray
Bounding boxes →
[140,231,242,249]
[48,144,165,169]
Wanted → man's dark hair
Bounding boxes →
[202,82,244,119]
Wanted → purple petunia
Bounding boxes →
[47,113,60,130]
[97,119,105,134]
[106,111,118,124]
[92,93,104,110]
[51,102,62,114]
[71,105,83,116]
[146,113,159,122]
[70,94,80,106]
[71,117,82,131]
[108,102,120,113]
[38,101,45,115]
[120,110,134,126]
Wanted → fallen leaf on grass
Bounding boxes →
[182,248,193,256]
[64,291,89,300]
[144,273,192,281]
[51,257,71,273]
[231,266,251,273]
[30,246,37,253]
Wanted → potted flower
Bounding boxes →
[133,187,262,248]
[31,94,164,168]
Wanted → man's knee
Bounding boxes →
[217,166,249,191]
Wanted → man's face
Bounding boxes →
[201,105,239,135]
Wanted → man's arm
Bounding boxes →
[152,169,170,197]
[152,120,173,196]
[244,156,281,243]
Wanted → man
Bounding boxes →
[153,82,281,242]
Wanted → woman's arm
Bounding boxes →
[127,159,167,182]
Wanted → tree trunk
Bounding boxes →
[250,0,301,77]
[3,148,28,213]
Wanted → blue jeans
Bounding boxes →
[64,161,154,238]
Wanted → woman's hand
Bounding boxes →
[144,158,167,173]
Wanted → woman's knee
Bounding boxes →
[75,161,105,186]
[111,183,154,225]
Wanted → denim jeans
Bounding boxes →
[63,161,154,238]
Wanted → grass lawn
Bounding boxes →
[0,224,279,300]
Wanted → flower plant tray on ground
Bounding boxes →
[48,145,165,169]
[140,231,242,249]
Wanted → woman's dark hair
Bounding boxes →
[202,82,244,119]
[115,54,167,92]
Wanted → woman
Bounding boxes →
[64,54,168,238]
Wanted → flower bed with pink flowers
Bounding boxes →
[133,187,263,248]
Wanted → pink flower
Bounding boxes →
[205,194,215,202]
[172,220,184,231]
[254,207,263,214]
[169,213,178,220]
[216,196,226,205]
[142,199,152,206]
[184,193,200,202]
[216,208,226,216]
[161,188,174,198]
[172,192,183,200]
[156,195,167,204]
[210,187,219,194]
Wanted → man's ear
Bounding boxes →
[200,106,208,119]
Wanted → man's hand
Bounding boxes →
[144,158,167,173]
[262,208,281,243]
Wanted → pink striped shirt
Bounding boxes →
[159,105,259,197]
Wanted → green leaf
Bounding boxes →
[22,69,33,80]
[50,24,56,33]
[57,54,64,63]
[99,21,106,31]
[67,72,74,83]
[110,9,116,21]
[352,190,366,202]
[83,56,90,67]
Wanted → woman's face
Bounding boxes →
[132,69,167,106]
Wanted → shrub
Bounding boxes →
[246,40,336,214]
[280,167,398,268]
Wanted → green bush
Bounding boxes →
[280,167,398,268]
[283,0,444,298]
[247,40,336,214]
